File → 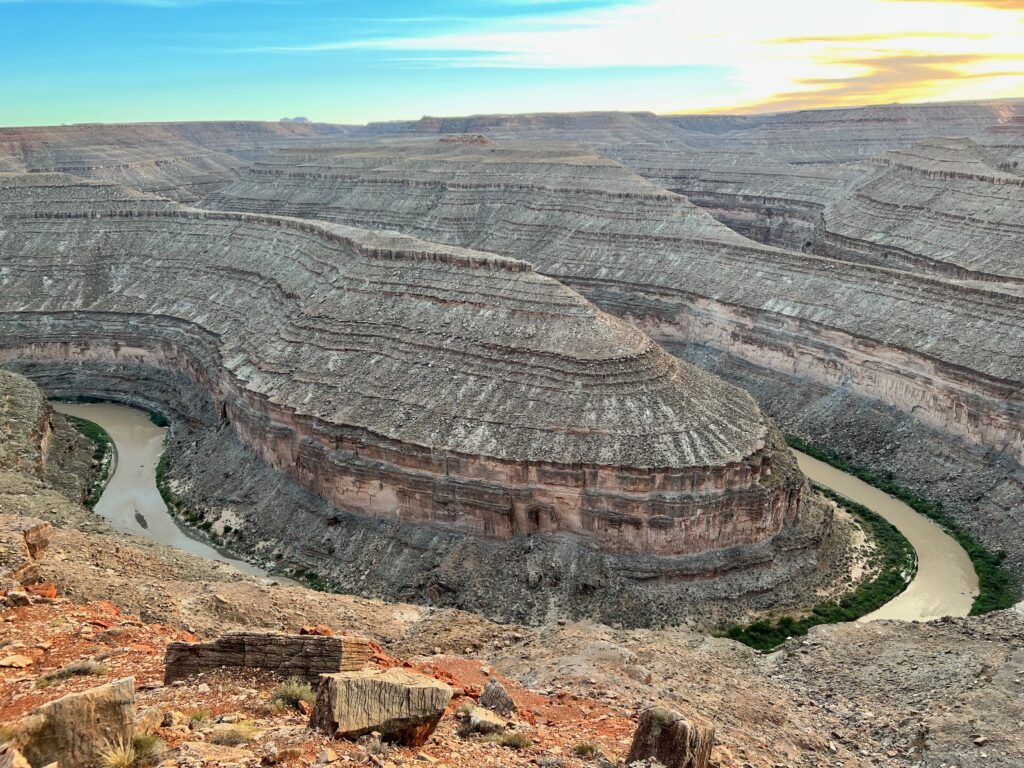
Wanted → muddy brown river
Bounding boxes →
[794,450,977,621]
[53,401,268,578]
[51,401,979,622]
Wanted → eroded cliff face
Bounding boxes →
[0,121,353,202]
[0,173,812,568]
[2,359,833,627]
[817,138,1024,282]
[200,141,1024,463]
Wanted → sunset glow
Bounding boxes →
[1,0,1022,124]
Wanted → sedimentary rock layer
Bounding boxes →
[658,101,1023,164]
[201,140,1024,462]
[4,360,834,626]
[0,173,805,562]
[818,138,1024,282]
[164,632,370,684]
[0,121,352,202]
[658,138,1024,286]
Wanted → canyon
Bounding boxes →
[3,98,1024,767]
[0,172,833,625]
[202,139,1024,463]
[0,366,1021,768]
[197,131,1024,577]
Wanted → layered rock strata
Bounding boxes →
[164,632,370,684]
[310,669,452,746]
[658,138,1024,286]
[3,361,835,626]
[0,174,809,569]
[0,121,352,202]
[818,138,1024,282]
[201,141,1024,463]
[659,101,1023,164]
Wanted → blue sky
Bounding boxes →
[2,0,1023,126]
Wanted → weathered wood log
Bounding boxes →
[626,706,715,768]
[310,668,452,746]
[164,631,370,684]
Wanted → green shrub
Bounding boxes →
[63,414,114,508]
[573,741,601,758]
[147,410,168,428]
[271,677,315,710]
[131,733,164,765]
[188,708,210,725]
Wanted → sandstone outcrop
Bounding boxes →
[201,140,1024,464]
[478,678,516,716]
[310,668,452,745]
[626,707,714,768]
[0,517,51,592]
[164,631,370,684]
[466,706,506,734]
[11,677,135,768]
[0,173,812,569]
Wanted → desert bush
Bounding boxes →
[36,659,108,687]
[210,723,255,746]
[98,741,136,768]
[271,677,315,710]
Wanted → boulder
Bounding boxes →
[135,705,163,735]
[3,593,30,608]
[626,707,714,768]
[467,707,506,734]
[0,517,51,591]
[164,631,370,684]
[0,655,33,669]
[310,668,452,746]
[12,677,135,768]
[0,749,31,768]
[478,678,516,716]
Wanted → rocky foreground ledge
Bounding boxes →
[0,464,1021,768]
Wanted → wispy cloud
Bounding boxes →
[737,53,1006,111]
[222,0,1024,111]
[893,0,1024,8]
[3,0,1023,121]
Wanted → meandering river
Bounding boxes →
[794,450,978,621]
[52,401,268,578]
[52,401,979,622]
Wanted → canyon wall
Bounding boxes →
[201,141,1024,464]
[818,138,1024,282]
[0,173,810,563]
[0,121,353,202]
